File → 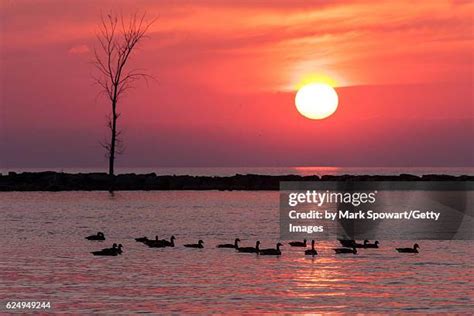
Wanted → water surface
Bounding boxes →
[0,191,472,313]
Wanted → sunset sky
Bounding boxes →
[1,0,473,169]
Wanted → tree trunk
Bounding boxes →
[108,100,117,176]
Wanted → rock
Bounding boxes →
[0,172,471,191]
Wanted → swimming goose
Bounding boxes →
[237,241,260,253]
[159,235,176,247]
[135,236,149,243]
[217,238,240,248]
[147,235,176,248]
[333,246,357,254]
[364,240,379,248]
[259,243,282,256]
[354,240,369,248]
[289,239,307,247]
[184,240,204,248]
[396,243,420,253]
[85,232,105,241]
[305,240,318,257]
[144,235,161,247]
[91,243,123,256]
[338,239,355,247]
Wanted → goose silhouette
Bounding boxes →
[333,246,357,254]
[259,243,282,255]
[237,241,260,253]
[135,236,149,243]
[147,235,176,248]
[91,243,122,256]
[184,240,204,248]
[338,239,356,247]
[364,240,379,248]
[217,238,240,249]
[144,235,161,247]
[289,239,307,247]
[158,235,176,247]
[305,240,318,257]
[85,232,105,241]
[354,240,369,248]
[396,243,420,253]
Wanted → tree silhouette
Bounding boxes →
[93,12,154,176]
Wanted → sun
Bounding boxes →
[295,83,339,120]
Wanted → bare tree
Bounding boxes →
[93,12,154,176]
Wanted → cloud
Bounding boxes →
[68,44,90,54]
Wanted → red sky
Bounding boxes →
[1,0,473,169]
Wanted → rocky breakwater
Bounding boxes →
[0,171,472,191]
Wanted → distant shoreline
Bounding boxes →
[0,171,472,191]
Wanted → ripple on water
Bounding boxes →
[0,191,473,314]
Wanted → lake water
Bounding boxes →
[1,191,473,314]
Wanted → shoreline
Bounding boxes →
[0,171,473,191]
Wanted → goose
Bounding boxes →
[304,240,318,257]
[396,243,420,253]
[289,239,307,247]
[91,243,123,256]
[158,235,176,247]
[217,238,240,248]
[184,240,204,248]
[259,243,282,256]
[237,241,260,253]
[147,235,176,248]
[333,246,357,254]
[135,236,149,243]
[338,239,355,247]
[144,235,161,247]
[85,232,105,241]
[364,240,379,248]
[354,240,369,248]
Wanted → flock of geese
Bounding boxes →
[86,232,421,257]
